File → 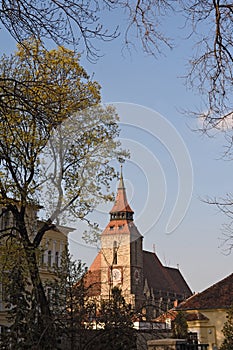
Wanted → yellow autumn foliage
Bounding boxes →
[0,38,101,200]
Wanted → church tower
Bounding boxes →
[100,167,144,309]
[85,169,192,317]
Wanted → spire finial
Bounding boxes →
[118,164,125,189]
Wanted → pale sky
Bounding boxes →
[1,10,233,293]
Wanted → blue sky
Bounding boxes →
[77,20,233,293]
[1,12,233,293]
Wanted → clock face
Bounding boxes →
[112,268,122,283]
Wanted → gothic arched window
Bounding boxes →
[113,241,118,265]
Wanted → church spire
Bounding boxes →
[118,165,125,189]
[110,166,134,221]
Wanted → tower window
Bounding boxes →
[135,240,138,265]
[113,241,118,265]
[127,213,133,220]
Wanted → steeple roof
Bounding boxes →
[101,167,142,236]
[109,167,134,215]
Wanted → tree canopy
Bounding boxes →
[0,39,125,348]
[0,39,123,238]
[42,104,123,227]
[172,311,188,339]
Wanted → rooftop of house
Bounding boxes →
[155,310,209,323]
[177,272,233,310]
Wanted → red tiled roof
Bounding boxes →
[177,273,233,310]
[155,310,178,322]
[89,251,101,272]
[143,251,192,298]
[84,252,101,297]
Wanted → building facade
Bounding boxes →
[0,205,71,331]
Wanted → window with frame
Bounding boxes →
[55,251,59,267]
[48,250,52,267]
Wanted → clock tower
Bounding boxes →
[100,167,144,309]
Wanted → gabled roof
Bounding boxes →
[143,251,192,298]
[177,273,233,310]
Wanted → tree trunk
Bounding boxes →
[23,239,57,349]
